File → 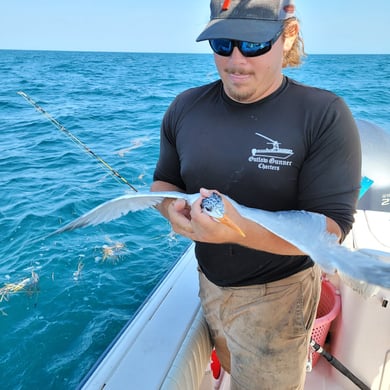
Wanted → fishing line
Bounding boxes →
[17,91,138,192]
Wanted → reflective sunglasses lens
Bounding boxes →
[209,39,273,57]
[209,39,233,56]
[240,41,272,57]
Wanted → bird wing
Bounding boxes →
[233,201,390,289]
[53,191,390,288]
[54,191,193,234]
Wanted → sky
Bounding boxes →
[1,0,389,54]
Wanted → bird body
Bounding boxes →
[55,191,390,289]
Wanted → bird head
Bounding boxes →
[200,192,246,237]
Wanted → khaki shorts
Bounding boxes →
[199,265,321,390]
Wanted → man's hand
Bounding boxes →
[166,197,195,236]
[189,188,245,243]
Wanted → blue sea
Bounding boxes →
[1,50,389,389]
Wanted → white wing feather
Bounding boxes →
[54,192,193,234]
[230,200,390,289]
[55,191,390,288]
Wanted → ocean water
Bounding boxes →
[0,50,389,389]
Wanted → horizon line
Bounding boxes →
[1,48,389,56]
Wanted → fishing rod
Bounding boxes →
[17,91,138,192]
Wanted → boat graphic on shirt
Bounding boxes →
[251,132,294,160]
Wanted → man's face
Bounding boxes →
[213,33,286,104]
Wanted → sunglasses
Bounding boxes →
[209,30,282,57]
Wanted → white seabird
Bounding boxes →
[55,191,390,289]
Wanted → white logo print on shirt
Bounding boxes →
[248,132,294,171]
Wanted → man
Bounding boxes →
[151,0,361,388]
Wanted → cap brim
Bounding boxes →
[196,19,283,42]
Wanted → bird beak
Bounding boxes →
[218,215,246,237]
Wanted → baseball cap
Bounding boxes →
[196,0,295,43]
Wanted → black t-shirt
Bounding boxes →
[153,77,361,286]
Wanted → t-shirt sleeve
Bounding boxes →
[153,98,186,190]
[297,96,362,239]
